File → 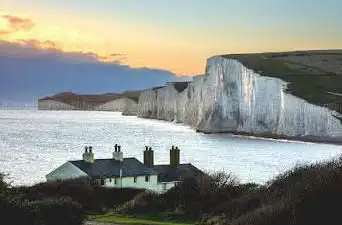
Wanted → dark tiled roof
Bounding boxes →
[69,158,157,179]
[153,163,205,182]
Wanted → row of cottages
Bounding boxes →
[46,145,204,193]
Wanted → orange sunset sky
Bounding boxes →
[1,0,342,75]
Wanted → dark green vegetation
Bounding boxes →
[200,156,342,225]
[112,155,342,225]
[223,50,342,114]
[169,81,191,93]
[116,172,257,220]
[3,155,342,225]
[0,177,143,225]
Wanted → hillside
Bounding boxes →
[223,50,342,115]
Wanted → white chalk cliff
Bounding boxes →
[137,56,342,137]
[38,100,75,110]
[95,98,137,113]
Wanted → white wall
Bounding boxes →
[99,175,159,191]
[39,100,75,110]
[98,175,180,193]
[46,162,88,181]
[157,181,180,193]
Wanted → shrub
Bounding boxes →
[201,155,342,225]
[0,190,85,225]
[117,171,256,220]
[116,191,162,214]
[0,173,9,194]
[30,197,84,225]
[13,178,143,213]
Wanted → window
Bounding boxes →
[100,179,105,186]
[162,183,167,191]
[145,175,149,182]
[109,178,112,182]
[134,176,137,183]
[114,178,117,185]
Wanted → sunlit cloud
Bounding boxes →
[0,14,34,35]
[3,14,34,31]
[0,39,126,64]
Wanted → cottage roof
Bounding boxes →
[153,163,204,182]
[69,158,157,179]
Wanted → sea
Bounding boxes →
[0,109,341,186]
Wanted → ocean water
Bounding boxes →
[0,109,341,186]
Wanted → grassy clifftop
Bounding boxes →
[222,50,342,114]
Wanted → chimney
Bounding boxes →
[174,146,180,166]
[170,146,180,167]
[144,146,149,165]
[170,145,175,166]
[113,144,123,161]
[83,146,94,163]
[143,146,154,167]
[148,147,154,167]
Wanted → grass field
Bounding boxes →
[91,212,195,225]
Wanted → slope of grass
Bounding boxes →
[92,213,194,225]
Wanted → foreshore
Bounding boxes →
[198,130,342,146]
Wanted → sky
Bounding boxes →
[1,0,342,75]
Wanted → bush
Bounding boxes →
[117,191,162,214]
[201,156,342,225]
[118,171,256,220]
[0,173,9,194]
[0,190,85,225]
[1,175,142,225]
[13,178,143,213]
[30,197,84,225]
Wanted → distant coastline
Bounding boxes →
[36,50,342,146]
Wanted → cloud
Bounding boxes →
[111,53,125,57]
[0,39,125,64]
[0,30,10,35]
[109,53,127,62]
[0,39,182,104]
[2,14,34,31]
[0,14,34,36]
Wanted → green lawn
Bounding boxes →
[91,213,195,225]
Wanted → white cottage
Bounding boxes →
[46,145,203,193]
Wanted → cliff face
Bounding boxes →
[137,89,158,118]
[136,56,342,137]
[38,100,75,110]
[94,98,137,112]
[38,91,141,113]
[195,56,342,136]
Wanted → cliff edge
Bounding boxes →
[136,50,342,139]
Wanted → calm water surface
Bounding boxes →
[0,110,341,186]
